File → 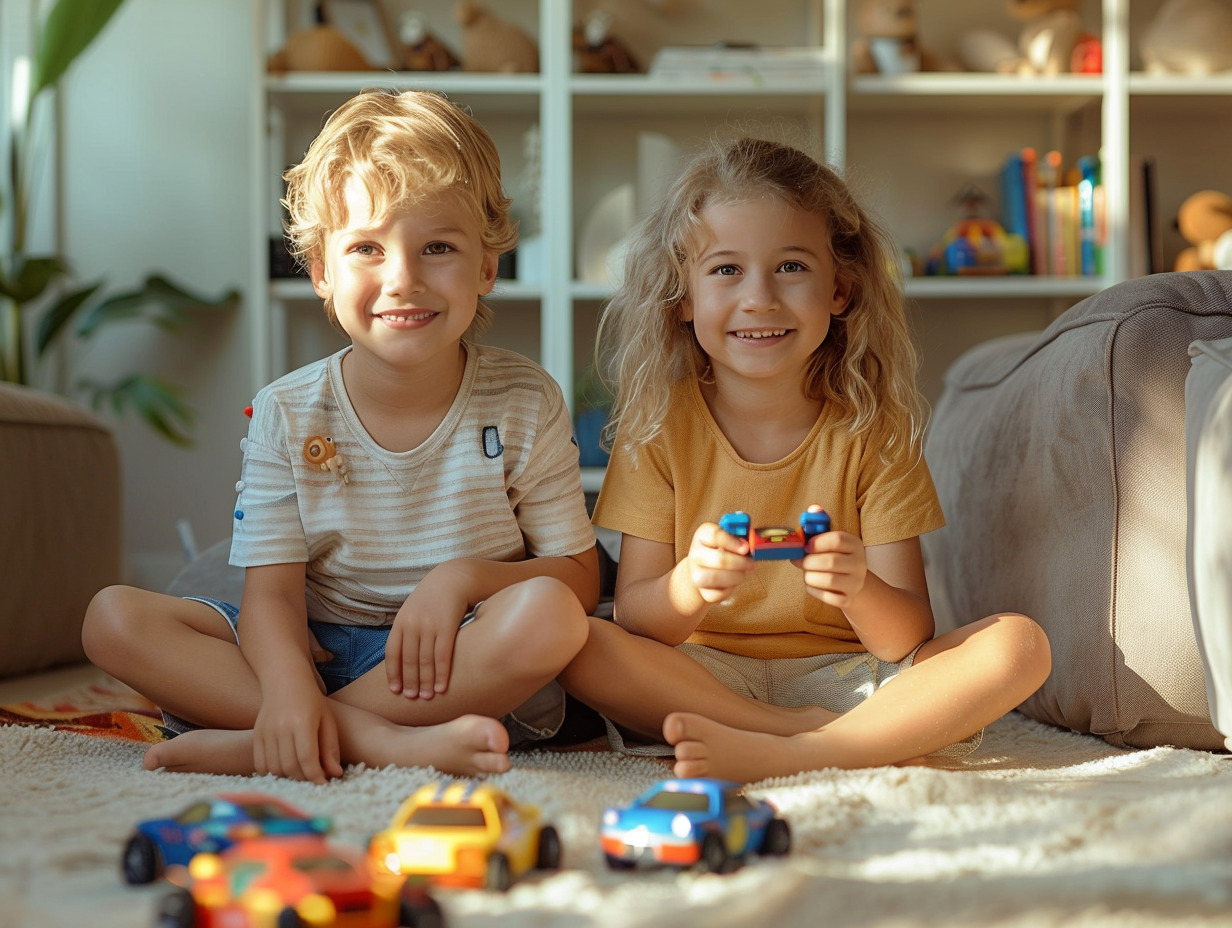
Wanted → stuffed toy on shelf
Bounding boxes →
[849,0,956,74]
[399,12,460,71]
[266,25,374,72]
[960,0,1096,75]
[455,2,539,73]
[573,10,640,74]
[1175,190,1232,272]
[1141,0,1232,76]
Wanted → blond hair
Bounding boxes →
[597,136,923,464]
[283,89,516,340]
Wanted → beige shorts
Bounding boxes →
[607,643,982,759]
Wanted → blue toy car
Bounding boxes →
[600,778,791,872]
[120,792,331,885]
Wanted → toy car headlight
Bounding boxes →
[602,810,619,826]
[670,814,692,839]
[188,853,223,880]
[297,893,336,927]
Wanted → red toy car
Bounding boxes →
[153,835,442,928]
[719,510,830,561]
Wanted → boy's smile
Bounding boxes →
[311,177,498,376]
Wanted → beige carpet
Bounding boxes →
[3,702,1232,927]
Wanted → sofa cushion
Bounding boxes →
[923,271,1232,750]
[1186,336,1232,750]
[0,383,120,678]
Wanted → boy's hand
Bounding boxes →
[386,566,470,700]
[799,530,868,608]
[253,679,343,784]
[686,521,755,603]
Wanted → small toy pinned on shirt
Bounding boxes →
[303,435,350,485]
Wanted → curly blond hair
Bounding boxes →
[597,135,923,464]
[282,89,516,340]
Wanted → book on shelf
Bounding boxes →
[1000,147,1104,277]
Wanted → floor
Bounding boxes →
[0,662,101,704]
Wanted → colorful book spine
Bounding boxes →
[1077,155,1102,276]
[1001,150,1028,243]
[1021,148,1045,276]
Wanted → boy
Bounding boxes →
[83,90,599,782]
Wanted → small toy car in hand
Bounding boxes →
[368,781,561,891]
[153,835,442,928]
[600,777,791,872]
[122,793,332,885]
[719,509,830,560]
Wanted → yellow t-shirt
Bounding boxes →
[592,378,945,659]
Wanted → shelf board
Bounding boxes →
[265,72,542,116]
[849,72,1102,115]
[269,278,541,302]
[1128,73,1232,96]
[905,276,1104,300]
[580,467,606,494]
[570,73,832,115]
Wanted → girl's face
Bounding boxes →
[683,195,850,393]
[311,176,498,373]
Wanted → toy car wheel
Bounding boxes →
[697,832,728,874]
[122,832,163,885]
[485,851,512,891]
[604,853,636,871]
[760,818,791,856]
[154,888,195,928]
[536,825,562,870]
[399,893,444,928]
[275,905,304,928]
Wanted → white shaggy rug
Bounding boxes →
[3,709,1232,928]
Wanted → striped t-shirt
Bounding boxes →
[230,343,596,627]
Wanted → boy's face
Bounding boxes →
[682,195,849,395]
[311,176,498,371]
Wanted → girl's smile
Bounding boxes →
[684,195,849,392]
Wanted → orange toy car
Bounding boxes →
[153,835,442,928]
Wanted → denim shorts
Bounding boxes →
[162,597,564,747]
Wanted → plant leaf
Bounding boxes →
[32,0,128,98]
[75,274,240,338]
[0,256,69,303]
[78,374,194,446]
[36,282,101,356]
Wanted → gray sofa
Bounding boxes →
[923,271,1232,751]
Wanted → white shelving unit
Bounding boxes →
[250,0,1232,484]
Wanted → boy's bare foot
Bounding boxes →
[145,729,260,776]
[664,712,815,783]
[144,714,512,779]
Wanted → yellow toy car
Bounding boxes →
[368,781,560,891]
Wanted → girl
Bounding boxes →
[559,136,1050,783]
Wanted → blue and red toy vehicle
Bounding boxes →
[122,793,331,885]
[719,510,830,560]
[600,778,791,872]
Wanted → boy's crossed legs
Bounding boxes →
[82,576,588,779]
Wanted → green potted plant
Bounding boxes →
[1,0,238,445]
[573,360,611,468]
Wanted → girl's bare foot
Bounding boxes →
[144,714,512,779]
[664,712,815,783]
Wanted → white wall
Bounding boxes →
[61,0,255,589]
